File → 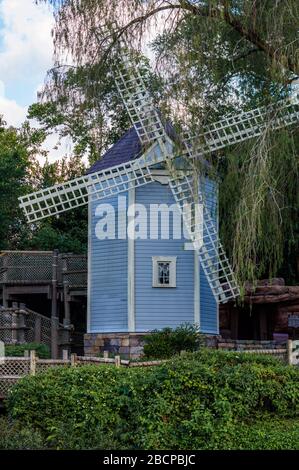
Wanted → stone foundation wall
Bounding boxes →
[217,339,286,350]
[84,333,148,359]
[84,332,221,359]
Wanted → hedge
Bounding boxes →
[5,342,50,359]
[0,417,45,450]
[143,324,205,358]
[7,349,299,450]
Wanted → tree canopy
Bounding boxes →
[0,117,87,253]
[32,0,299,285]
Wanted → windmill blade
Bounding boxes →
[113,45,167,146]
[181,95,299,159]
[168,169,239,304]
[19,143,165,222]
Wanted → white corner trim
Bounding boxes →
[128,183,135,331]
[152,175,170,185]
[194,249,200,328]
[87,194,92,333]
[216,181,219,334]
[184,242,195,251]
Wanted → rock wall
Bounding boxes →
[84,333,147,359]
[84,333,221,359]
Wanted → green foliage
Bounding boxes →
[0,417,45,450]
[0,117,87,253]
[5,342,50,359]
[143,324,204,359]
[0,119,35,250]
[35,0,299,284]
[7,349,299,449]
[229,417,299,450]
[28,60,132,164]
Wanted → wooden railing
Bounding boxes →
[0,306,72,359]
[0,350,168,399]
[1,343,298,400]
[0,251,87,287]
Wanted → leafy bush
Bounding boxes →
[143,324,204,359]
[0,417,45,450]
[5,342,50,359]
[228,417,299,450]
[7,349,299,449]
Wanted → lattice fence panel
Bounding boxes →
[0,377,19,397]
[0,251,53,283]
[25,310,52,347]
[0,358,30,397]
[0,358,30,376]
[0,309,13,343]
[62,255,87,287]
[36,360,70,374]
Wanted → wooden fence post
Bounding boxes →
[30,350,37,376]
[51,250,59,359]
[34,316,42,343]
[62,349,69,360]
[62,256,71,328]
[18,310,25,344]
[70,353,77,367]
[103,350,109,359]
[115,355,121,368]
[2,254,8,307]
[287,339,293,365]
[11,303,18,344]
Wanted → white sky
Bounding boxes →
[0,0,73,162]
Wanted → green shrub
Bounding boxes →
[143,324,204,359]
[0,417,45,450]
[7,349,299,449]
[228,417,299,450]
[5,342,50,359]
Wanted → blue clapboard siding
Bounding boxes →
[88,175,218,335]
[199,177,218,334]
[135,181,194,331]
[89,194,128,333]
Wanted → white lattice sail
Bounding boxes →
[168,173,239,303]
[19,94,299,223]
[114,52,166,146]
[182,95,299,159]
[19,144,165,222]
[113,47,240,303]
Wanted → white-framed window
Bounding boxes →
[152,256,177,288]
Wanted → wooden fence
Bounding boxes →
[1,341,298,401]
[0,350,167,400]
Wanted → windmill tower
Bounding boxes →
[19,40,299,357]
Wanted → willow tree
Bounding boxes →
[38,0,299,285]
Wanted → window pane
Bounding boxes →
[158,262,170,285]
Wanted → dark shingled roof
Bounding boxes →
[87,123,211,175]
[87,127,142,174]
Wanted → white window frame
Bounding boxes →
[152,256,177,288]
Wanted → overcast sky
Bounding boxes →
[0,0,73,162]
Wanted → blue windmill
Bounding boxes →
[19,39,299,355]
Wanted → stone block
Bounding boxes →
[119,346,130,355]
[129,335,145,347]
[130,346,144,356]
